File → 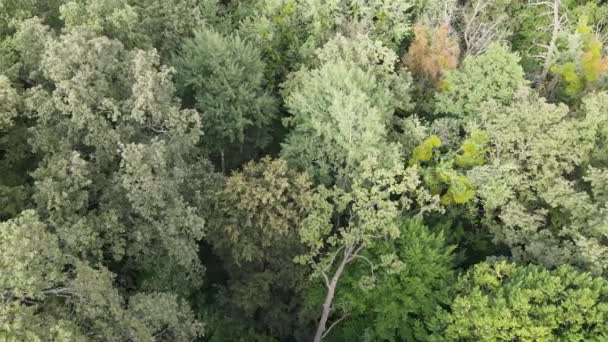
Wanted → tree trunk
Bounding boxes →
[313,247,351,342]
[220,149,225,174]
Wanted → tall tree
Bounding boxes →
[295,157,441,341]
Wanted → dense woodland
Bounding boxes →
[2,0,608,341]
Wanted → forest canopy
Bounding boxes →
[1,0,608,341]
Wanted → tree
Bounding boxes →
[59,0,219,59]
[407,129,489,207]
[0,211,204,341]
[435,43,527,118]
[403,22,460,87]
[510,0,608,77]
[436,260,608,341]
[1,21,213,336]
[469,89,608,274]
[0,75,34,221]
[300,0,415,50]
[295,157,442,341]
[323,220,455,341]
[206,157,332,338]
[236,0,415,84]
[4,0,608,340]
[173,27,278,170]
[281,33,412,185]
[460,0,514,56]
[0,0,64,73]
[550,16,608,99]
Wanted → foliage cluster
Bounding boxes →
[2,0,608,341]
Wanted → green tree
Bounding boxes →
[235,0,414,83]
[435,44,527,118]
[436,260,608,341]
[324,220,455,341]
[206,157,332,339]
[281,33,411,185]
[173,27,278,170]
[470,89,608,274]
[302,0,414,50]
[296,157,442,341]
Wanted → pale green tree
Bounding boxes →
[0,0,64,73]
[1,21,213,337]
[59,0,219,58]
[0,211,204,341]
[281,33,411,185]
[469,89,608,274]
[0,21,49,220]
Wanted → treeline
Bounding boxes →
[1,0,608,341]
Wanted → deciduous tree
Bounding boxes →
[435,43,527,118]
[206,157,332,338]
[436,260,608,341]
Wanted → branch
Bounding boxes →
[322,313,350,340]
[323,245,345,272]
[147,125,170,134]
[153,327,169,338]
[345,244,365,264]
[348,254,375,277]
[42,287,73,298]
[321,271,330,289]
[538,0,561,85]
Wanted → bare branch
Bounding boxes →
[42,287,72,296]
[348,254,375,277]
[345,244,365,264]
[462,0,510,56]
[313,244,354,342]
[322,271,330,289]
[322,313,351,339]
[533,0,561,86]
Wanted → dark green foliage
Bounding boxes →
[325,220,455,341]
[173,27,278,169]
[205,158,331,339]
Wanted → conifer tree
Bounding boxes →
[173,27,278,170]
